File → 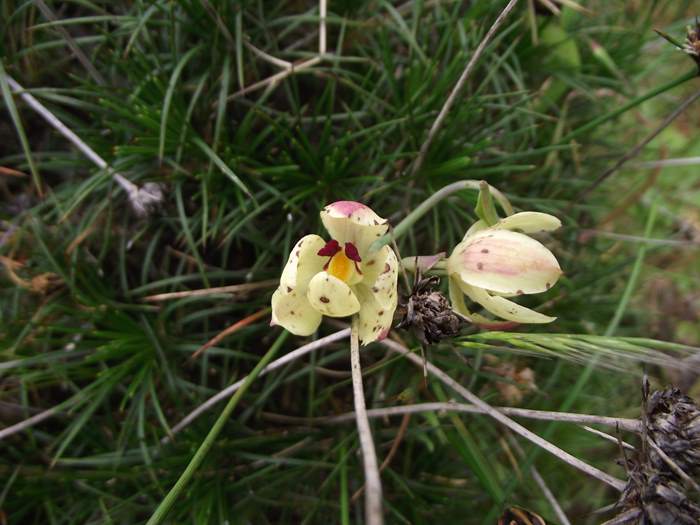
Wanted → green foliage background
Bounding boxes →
[1,1,699,523]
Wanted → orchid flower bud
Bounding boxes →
[271,201,399,345]
[447,212,563,324]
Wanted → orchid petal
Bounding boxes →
[271,288,323,336]
[307,271,361,317]
[459,281,557,324]
[280,234,326,294]
[360,245,392,287]
[365,247,399,309]
[355,284,396,345]
[448,230,562,295]
[448,276,473,320]
[320,201,388,256]
[492,212,562,233]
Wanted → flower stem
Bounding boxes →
[146,331,289,525]
[370,180,513,252]
[350,316,383,525]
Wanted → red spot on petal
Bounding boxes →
[344,242,362,262]
[320,296,330,303]
[317,239,341,257]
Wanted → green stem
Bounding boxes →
[146,331,289,525]
[560,69,697,143]
[369,180,513,253]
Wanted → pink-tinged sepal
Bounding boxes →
[320,201,389,256]
[447,212,562,325]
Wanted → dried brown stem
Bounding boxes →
[163,328,351,442]
[409,0,520,178]
[190,308,271,360]
[350,316,383,525]
[142,279,278,302]
[381,338,627,491]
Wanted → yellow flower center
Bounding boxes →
[327,251,355,282]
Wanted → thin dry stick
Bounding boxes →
[409,0,520,178]
[531,464,570,525]
[190,308,271,360]
[163,328,351,442]
[0,406,60,441]
[507,434,571,525]
[302,402,640,432]
[319,0,327,55]
[244,40,293,69]
[226,0,329,102]
[579,88,700,200]
[227,56,322,101]
[351,413,411,503]
[350,317,383,525]
[381,339,627,491]
[142,279,278,302]
[583,425,635,450]
[634,156,700,169]
[4,76,159,214]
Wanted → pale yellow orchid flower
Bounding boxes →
[271,201,399,345]
[447,212,563,324]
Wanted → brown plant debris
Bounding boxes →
[395,273,463,345]
[605,385,700,524]
[497,506,547,525]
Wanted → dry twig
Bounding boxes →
[380,338,627,491]
[350,317,383,525]
[164,328,351,442]
[409,0,520,178]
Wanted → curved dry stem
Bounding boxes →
[299,402,640,433]
[0,406,61,441]
[350,316,383,525]
[409,0,521,178]
[164,328,350,442]
[380,338,627,492]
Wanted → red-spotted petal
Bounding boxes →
[280,235,327,294]
[448,230,561,295]
[354,284,396,346]
[271,288,323,336]
[306,271,361,317]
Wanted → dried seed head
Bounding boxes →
[396,274,463,345]
[646,388,700,478]
[606,387,700,524]
[684,18,700,71]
